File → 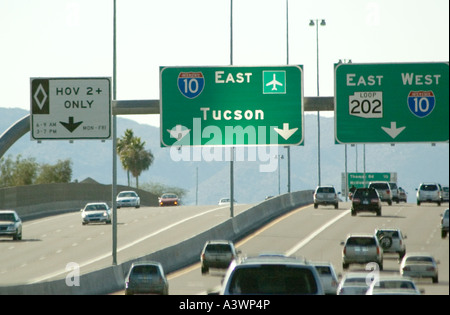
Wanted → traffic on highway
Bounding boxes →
[0,185,448,296]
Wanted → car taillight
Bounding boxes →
[343,246,347,255]
[371,198,379,203]
[387,190,390,195]
[376,246,380,255]
[353,198,361,204]
[426,266,435,272]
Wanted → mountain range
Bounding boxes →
[1,108,448,205]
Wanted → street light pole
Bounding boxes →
[310,19,326,187]
[286,0,291,193]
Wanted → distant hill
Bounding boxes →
[1,108,448,205]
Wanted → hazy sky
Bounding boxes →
[1,0,448,127]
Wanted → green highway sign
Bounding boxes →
[160,66,303,147]
[335,62,449,144]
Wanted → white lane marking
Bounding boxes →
[285,210,350,257]
[28,205,229,284]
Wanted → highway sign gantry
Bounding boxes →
[335,62,449,144]
[160,66,303,147]
[30,77,111,141]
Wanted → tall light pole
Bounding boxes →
[309,19,326,186]
[286,0,291,193]
[229,0,234,217]
[275,154,285,195]
[112,0,118,265]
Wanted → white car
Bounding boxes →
[218,198,237,206]
[220,255,324,295]
[81,202,112,225]
[416,183,441,206]
[0,210,23,241]
[337,272,373,295]
[117,191,140,208]
[313,185,339,209]
[400,253,439,283]
[366,276,422,295]
[310,261,339,295]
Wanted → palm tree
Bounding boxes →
[117,129,134,186]
[117,129,154,188]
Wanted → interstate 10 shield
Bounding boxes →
[177,72,205,99]
[407,91,435,118]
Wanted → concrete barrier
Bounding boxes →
[0,190,313,295]
[0,183,159,221]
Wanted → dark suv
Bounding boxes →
[351,188,382,217]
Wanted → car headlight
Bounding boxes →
[7,225,16,231]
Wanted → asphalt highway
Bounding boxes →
[0,203,252,285]
[166,202,449,295]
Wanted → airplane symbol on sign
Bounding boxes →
[265,74,283,91]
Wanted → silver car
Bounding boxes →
[366,276,422,295]
[201,240,239,275]
[400,253,439,283]
[314,185,339,209]
[341,234,384,270]
[337,272,373,295]
[81,202,112,225]
[310,261,339,295]
[220,255,324,295]
[117,191,140,208]
[125,262,169,295]
[416,183,441,206]
[368,181,393,205]
[0,210,22,241]
[375,228,407,260]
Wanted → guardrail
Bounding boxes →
[0,190,313,295]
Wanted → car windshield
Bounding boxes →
[406,256,434,263]
[0,213,15,221]
[376,230,399,238]
[370,183,388,189]
[344,277,369,285]
[314,266,332,276]
[119,192,136,197]
[317,187,335,193]
[228,265,318,295]
[130,265,160,279]
[378,280,415,290]
[354,189,377,198]
[85,204,107,211]
[346,237,376,246]
[420,184,438,191]
[206,244,232,254]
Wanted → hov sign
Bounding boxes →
[30,77,111,141]
[160,66,303,147]
[335,63,449,143]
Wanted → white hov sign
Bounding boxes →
[30,77,111,141]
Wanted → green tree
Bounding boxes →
[117,129,154,188]
[36,159,72,184]
[0,155,38,187]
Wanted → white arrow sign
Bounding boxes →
[274,123,298,140]
[381,121,406,139]
[167,125,191,141]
